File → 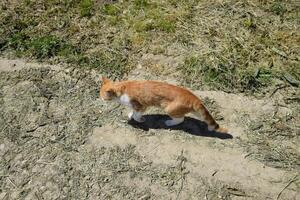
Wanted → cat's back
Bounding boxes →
[121,80,197,99]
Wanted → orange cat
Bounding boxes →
[100,77,227,132]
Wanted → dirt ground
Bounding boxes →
[0,58,299,200]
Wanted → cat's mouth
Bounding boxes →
[100,97,113,102]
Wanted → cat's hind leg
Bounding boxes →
[164,103,190,126]
[165,117,184,126]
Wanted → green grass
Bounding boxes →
[28,35,76,59]
[0,0,299,90]
[80,0,94,17]
[179,54,274,92]
[270,1,287,16]
[102,3,120,16]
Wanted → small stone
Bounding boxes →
[0,143,5,151]
[139,194,150,200]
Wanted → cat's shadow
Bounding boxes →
[128,114,233,139]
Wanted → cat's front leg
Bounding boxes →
[128,111,134,119]
[128,110,145,123]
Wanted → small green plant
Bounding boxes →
[102,4,120,16]
[180,55,272,92]
[134,20,154,32]
[133,10,176,33]
[156,18,175,32]
[243,17,256,29]
[270,1,286,16]
[28,36,68,59]
[80,0,93,17]
[6,32,29,53]
[180,56,236,91]
[134,0,149,9]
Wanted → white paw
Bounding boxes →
[134,116,145,123]
[165,120,175,126]
[208,125,215,131]
[165,118,184,126]
[128,111,134,119]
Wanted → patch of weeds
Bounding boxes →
[129,33,147,48]
[5,32,30,54]
[28,35,76,59]
[133,15,176,33]
[240,68,273,90]
[179,56,237,91]
[130,3,176,33]
[4,33,76,59]
[241,109,300,170]
[4,29,130,77]
[282,63,300,87]
[80,0,94,17]
[149,10,176,33]
[175,32,192,46]
[270,1,286,16]
[13,18,30,30]
[243,17,257,30]
[156,17,176,32]
[133,20,155,32]
[102,3,120,16]
[133,0,150,9]
[179,53,275,92]
[106,15,120,25]
[72,52,129,79]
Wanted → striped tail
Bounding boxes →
[193,100,227,133]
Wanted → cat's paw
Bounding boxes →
[128,111,134,119]
[134,116,145,123]
[165,120,175,126]
[165,118,184,126]
[208,125,215,131]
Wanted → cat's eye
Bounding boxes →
[106,90,115,97]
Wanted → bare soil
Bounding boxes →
[0,58,299,200]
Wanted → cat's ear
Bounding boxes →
[102,76,110,84]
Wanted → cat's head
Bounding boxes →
[100,77,116,101]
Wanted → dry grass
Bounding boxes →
[239,93,300,170]
[0,0,299,91]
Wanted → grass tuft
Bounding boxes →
[5,33,78,59]
[133,0,150,9]
[29,36,73,59]
[270,1,286,16]
[102,3,120,16]
[179,55,272,92]
[80,0,94,17]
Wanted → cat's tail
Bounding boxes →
[192,100,227,133]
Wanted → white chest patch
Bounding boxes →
[119,94,132,107]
